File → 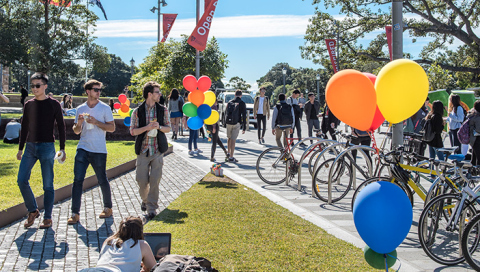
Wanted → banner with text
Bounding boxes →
[43,0,71,6]
[385,26,393,61]
[205,0,213,11]
[161,14,178,42]
[325,39,339,73]
[188,0,218,51]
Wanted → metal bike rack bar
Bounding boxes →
[310,142,345,197]
[327,145,375,204]
[285,137,324,187]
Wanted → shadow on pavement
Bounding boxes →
[74,219,114,252]
[153,208,188,224]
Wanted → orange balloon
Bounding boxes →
[326,69,377,131]
[189,90,205,107]
[120,104,130,113]
[125,98,130,107]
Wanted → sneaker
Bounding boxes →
[99,208,113,218]
[196,149,203,154]
[300,143,307,147]
[259,139,262,144]
[39,219,52,229]
[188,150,194,155]
[210,157,215,162]
[67,214,80,225]
[24,209,40,228]
[262,138,265,144]
[147,212,157,220]
[229,157,238,163]
[141,202,147,212]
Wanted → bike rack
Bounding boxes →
[327,145,375,204]
[310,142,347,197]
[285,137,324,188]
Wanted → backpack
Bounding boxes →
[153,254,218,272]
[422,118,435,142]
[458,118,471,145]
[289,97,302,119]
[276,103,293,126]
[225,100,240,125]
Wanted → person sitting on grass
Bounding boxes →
[79,216,156,272]
[3,118,21,144]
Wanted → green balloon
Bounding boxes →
[451,90,475,110]
[182,102,198,117]
[364,245,397,269]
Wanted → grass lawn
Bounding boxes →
[0,140,136,211]
[144,174,372,271]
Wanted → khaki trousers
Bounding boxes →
[275,127,289,148]
[136,152,164,213]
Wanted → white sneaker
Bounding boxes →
[196,149,203,154]
[189,150,194,155]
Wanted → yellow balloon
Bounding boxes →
[118,108,129,117]
[203,91,216,107]
[375,59,429,124]
[204,110,219,125]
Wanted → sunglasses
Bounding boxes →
[30,84,45,89]
[90,88,102,93]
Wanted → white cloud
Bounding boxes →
[94,15,312,39]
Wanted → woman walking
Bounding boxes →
[469,101,480,165]
[168,88,183,140]
[206,100,228,162]
[425,100,445,161]
[446,94,465,154]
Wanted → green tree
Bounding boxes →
[257,63,294,90]
[88,54,133,97]
[427,62,455,92]
[258,82,275,100]
[226,76,251,91]
[301,0,480,83]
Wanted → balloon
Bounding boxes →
[353,181,412,254]
[123,117,131,127]
[129,109,133,117]
[197,76,212,92]
[363,72,377,85]
[187,116,204,130]
[183,75,198,92]
[118,94,127,104]
[375,59,429,124]
[189,90,205,107]
[197,104,212,120]
[326,69,377,131]
[204,110,219,125]
[368,106,385,132]
[364,246,397,269]
[182,102,198,117]
[120,104,130,113]
[203,91,216,106]
[113,102,121,110]
[118,108,129,117]
[125,98,130,107]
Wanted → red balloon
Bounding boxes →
[368,106,385,132]
[120,104,129,113]
[114,102,121,109]
[197,76,212,92]
[183,75,198,92]
[118,94,127,104]
[363,72,377,85]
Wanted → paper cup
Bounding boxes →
[147,129,158,137]
[54,151,65,164]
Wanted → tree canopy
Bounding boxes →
[226,76,251,91]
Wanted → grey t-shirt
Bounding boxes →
[75,101,114,154]
[4,121,21,140]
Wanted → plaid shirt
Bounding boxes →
[130,104,170,156]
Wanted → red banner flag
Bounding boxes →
[188,0,218,52]
[205,0,213,11]
[325,39,339,73]
[42,0,71,6]
[385,26,393,61]
[161,14,177,43]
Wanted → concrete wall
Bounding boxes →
[3,94,137,108]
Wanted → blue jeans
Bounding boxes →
[17,142,55,219]
[188,129,198,150]
[429,145,445,161]
[71,148,112,214]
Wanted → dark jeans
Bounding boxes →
[428,145,445,161]
[307,119,320,143]
[256,114,267,140]
[207,125,227,158]
[449,128,461,154]
[188,129,198,150]
[323,125,337,141]
[351,136,372,163]
[289,117,302,140]
[472,138,480,166]
[71,148,112,214]
[4,137,19,144]
[17,142,55,219]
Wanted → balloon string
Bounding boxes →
[368,131,381,178]
[384,253,401,272]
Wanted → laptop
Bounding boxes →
[144,233,172,260]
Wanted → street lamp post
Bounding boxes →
[130,58,135,98]
[282,67,286,94]
[316,74,320,102]
[151,0,168,43]
[391,0,404,148]
[27,70,31,92]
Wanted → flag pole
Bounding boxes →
[85,0,89,81]
[195,0,200,79]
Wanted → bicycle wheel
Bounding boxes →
[350,176,414,210]
[418,193,478,265]
[312,157,353,203]
[307,144,339,176]
[461,213,480,271]
[256,147,287,185]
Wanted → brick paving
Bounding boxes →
[0,153,205,272]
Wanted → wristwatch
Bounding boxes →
[159,125,162,130]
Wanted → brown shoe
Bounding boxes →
[24,209,40,228]
[99,208,112,218]
[39,219,52,229]
[67,214,80,225]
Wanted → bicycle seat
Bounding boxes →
[448,154,465,161]
[437,147,459,154]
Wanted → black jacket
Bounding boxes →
[426,114,444,148]
[134,101,168,155]
[304,100,320,121]
[229,97,247,131]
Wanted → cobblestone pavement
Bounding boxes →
[0,153,205,272]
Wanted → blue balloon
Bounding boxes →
[187,116,204,130]
[197,104,212,120]
[353,181,412,254]
[124,117,131,127]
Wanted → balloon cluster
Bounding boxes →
[181,75,219,130]
[326,59,429,131]
[114,94,133,127]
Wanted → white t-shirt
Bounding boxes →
[75,101,114,154]
[96,239,142,272]
[257,97,265,115]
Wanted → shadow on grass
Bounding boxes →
[0,162,18,177]
[198,181,238,189]
[153,208,188,224]
[121,142,134,146]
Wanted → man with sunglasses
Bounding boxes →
[17,72,66,229]
[67,79,115,225]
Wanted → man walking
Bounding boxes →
[253,87,270,144]
[17,72,66,229]
[287,89,305,146]
[272,93,294,148]
[67,80,116,224]
[304,93,321,144]
[225,90,247,163]
[20,85,28,107]
[130,81,171,219]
